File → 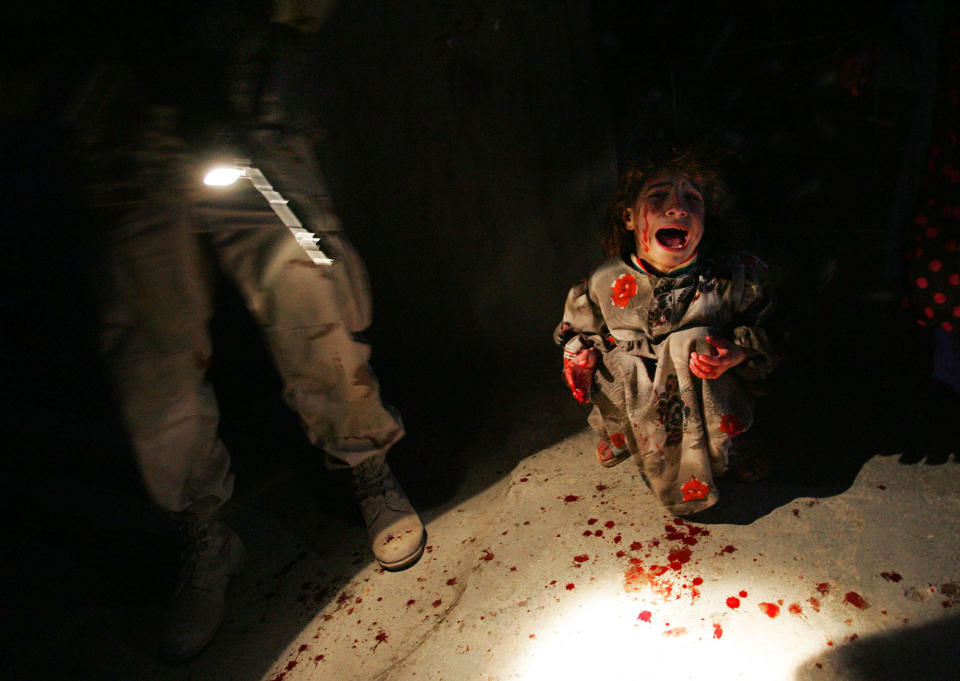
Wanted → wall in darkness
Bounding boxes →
[306,1,616,369]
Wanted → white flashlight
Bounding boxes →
[202,161,333,266]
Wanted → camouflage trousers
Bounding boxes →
[91,123,402,514]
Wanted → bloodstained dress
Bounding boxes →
[555,253,778,515]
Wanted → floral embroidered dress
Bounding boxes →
[555,252,778,515]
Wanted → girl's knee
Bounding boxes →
[667,326,720,352]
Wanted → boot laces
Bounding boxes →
[175,517,217,591]
[354,458,407,513]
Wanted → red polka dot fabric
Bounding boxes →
[905,18,960,336]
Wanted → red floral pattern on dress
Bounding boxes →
[609,432,627,450]
[719,414,746,438]
[681,476,710,502]
[611,273,638,308]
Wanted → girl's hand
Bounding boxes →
[689,335,747,380]
[563,347,600,403]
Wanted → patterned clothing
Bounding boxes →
[903,12,960,393]
[556,253,778,515]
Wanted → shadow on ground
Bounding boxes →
[793,612,960,681]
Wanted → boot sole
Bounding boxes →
[377,529,427,571]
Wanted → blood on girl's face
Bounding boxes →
[625,172,705,273]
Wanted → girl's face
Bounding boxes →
[625,172,705,273]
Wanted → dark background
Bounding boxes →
[0,0,956,674]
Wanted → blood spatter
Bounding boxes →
[480,549,495,562]
[594,530,604,537]
[713,623,723,639]
[664,525,685,541]
[663,627,687,637]
[808,597,821,612]
[692,577,704,586]
[605,521,616,529]
[624,561,673,598]
[880,571,903,582]
[573,554,590,563]
[432,599,443,608]
[759,602,781,618]
[446,577,457,586]
[816,582,831,595]
[372,630,389,652]
[566,583,575,590]
[667,546,692,568]
[739,590,748,598]
[789,603,803,615]
[877,484,887,490]
[630,541,643,551]
[406,599,416,607]
[582,530,593,537]
[726,596,741,609]
[720,545,737,555]
[638,610,652,622]
[844,591,870,609]
[614,535,622,544]
[616,550,626,558]
[564,495,580,502]
[596,484,608,491]
[314,655,325,663]
[588,518,598,525]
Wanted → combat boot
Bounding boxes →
[352,454,426,571]
[161,514,245,662]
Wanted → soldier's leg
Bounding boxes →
[92,129,242,661]
[202,169,424,570]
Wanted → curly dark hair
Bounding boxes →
[600,144,739,258]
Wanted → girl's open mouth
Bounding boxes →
[655,228,688,250]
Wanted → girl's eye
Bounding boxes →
[686,193,703,203]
